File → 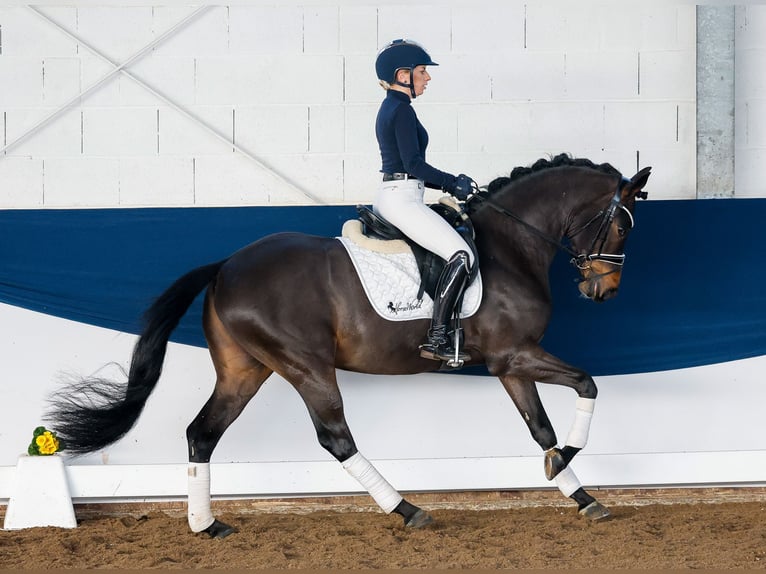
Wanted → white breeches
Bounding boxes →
[375,179,474,266]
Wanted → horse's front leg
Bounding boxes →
[503,343,601,466]
[498,373,609,521]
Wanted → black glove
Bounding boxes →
[449,174,476,201]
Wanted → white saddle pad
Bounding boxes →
[336,228,482,322]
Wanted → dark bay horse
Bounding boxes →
[46,155,651,538]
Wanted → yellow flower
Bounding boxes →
[35,431,60,455]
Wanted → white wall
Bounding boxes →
[1,303,765,504]
[3,3,766,503]
[0,1,698,208]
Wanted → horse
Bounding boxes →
[46,154,651,538]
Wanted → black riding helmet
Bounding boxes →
[375,39,438,99]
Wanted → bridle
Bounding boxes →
[567,179,634,273]
[467,177,637,277]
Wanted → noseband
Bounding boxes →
[568,178,633,273]
[468,177,634,277]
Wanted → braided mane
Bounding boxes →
[486,153,622,194]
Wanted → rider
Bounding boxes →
[374,38,477,364]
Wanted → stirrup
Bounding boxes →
[419,340,469,366]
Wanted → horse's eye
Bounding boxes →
[617,227,627,238]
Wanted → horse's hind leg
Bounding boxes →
[289,366,433,528]
[186,296,274,538]
[499,375,609,521]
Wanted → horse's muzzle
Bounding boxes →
[577,263,622,302]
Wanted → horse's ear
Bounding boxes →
[624,167,651,200]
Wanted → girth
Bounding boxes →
[355,203,480,300]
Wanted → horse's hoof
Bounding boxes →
[578,501,611,521]
[544,447,566,480]
[202,519,237,538]
[405,508,434,528]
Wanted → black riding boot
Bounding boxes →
[419,251,471,364]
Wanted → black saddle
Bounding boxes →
[355,203,479,300]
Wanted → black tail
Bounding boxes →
[45,260,227,454]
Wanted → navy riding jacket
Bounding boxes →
[375,90,456,190]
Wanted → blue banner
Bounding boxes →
[1,200,763,376]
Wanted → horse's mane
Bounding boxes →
[486,153,622,194]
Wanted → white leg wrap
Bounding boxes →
[553,465,582,497]
[342,452,403,514]
[187,462,215,533]
[565,397,595,449]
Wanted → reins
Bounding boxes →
[467,193,581,260]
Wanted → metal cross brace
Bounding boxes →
[5,4,324,205]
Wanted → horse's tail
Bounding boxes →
[45,260,227,454]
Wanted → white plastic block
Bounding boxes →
[639,50,695,100]
[234,105,309,154]
[304,6,339,54]
[151,6,229,58]
[0,6,78,57]
[79,54,121,107]
[195,153,342,206]
[120,56,196,107]
[638,147,696,200]
[339,6,378,54]
[525,4,598,52]
[457,103,531,153]
[456,152,532,189]
[420,55,492,104]
[195,56,343,105]
[308,105,345,153]
[414,105,458,153]
[158,105,233,156]
[193,154,275,206]
[566,51,639,100]
[5,107,81,157]
[677,5,697,49]
[42,58,80,107]
[735,49,766,99]
[527,102,605,152]
[344,54,383,104]
[3,455,76,530]
[83,108,158,156]
[341,152,380,203]
[265,153,344,204]
[43,158,120,207]
[604,102,679,149]
[452,3,524,53]
[599,5,656,51]
[736,5,766,51]
[344,104,378,153]
[119,157,194,206]
[735,148,766,198]
[0,157,44,208]
[229,6,303,54]
[491,52,566,102]
[0,58,43,107]
[744,99,766,147]
[377,6,452,54]
[75,6,154,63]
[637,6,694,51]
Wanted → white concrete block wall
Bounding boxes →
[735,5,766,198]
[0,2,724,209]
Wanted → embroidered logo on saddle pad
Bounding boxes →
[337,221,482,322]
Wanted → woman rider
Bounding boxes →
[374,38,477,364]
